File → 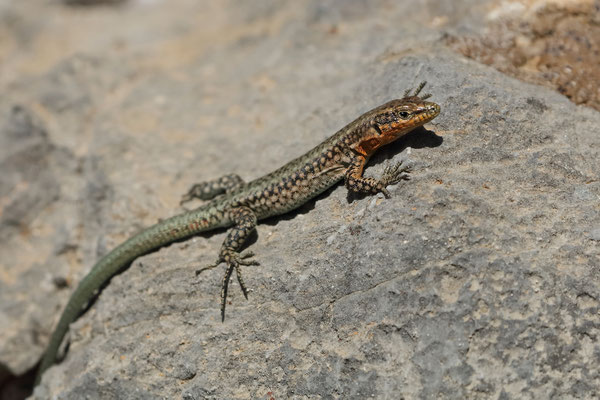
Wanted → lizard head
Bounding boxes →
[355,82,440,156]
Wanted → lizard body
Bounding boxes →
[35,82,440,384]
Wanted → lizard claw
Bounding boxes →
[195,258,222,276]
[381,161,412,187]
[240,251,256,260]
[218,250,260,321]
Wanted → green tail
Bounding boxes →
[35,204,227,385]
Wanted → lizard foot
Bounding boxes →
[180,174,244,205]
[220,250,260,321]
[379,161,412,197]
[196,250,259,321]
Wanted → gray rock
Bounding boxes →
[0,1,597,399]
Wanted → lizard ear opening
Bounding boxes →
[373,124,384,135]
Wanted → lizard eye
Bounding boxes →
[398,111,410,119]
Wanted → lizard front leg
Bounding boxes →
[196,206,259,321]
[344,154,411,198]
[180,174,244,204]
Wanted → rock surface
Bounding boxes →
[0,1,598,399]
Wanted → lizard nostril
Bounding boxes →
[427,104,440,115]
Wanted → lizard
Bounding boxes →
[35,81,440,385]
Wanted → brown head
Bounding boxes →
[355,82,440,156]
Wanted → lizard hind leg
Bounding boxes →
[180,174,244,205]
[199,206,259,321]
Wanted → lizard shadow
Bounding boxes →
[31,125,441,390]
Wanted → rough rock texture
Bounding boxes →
[0,1,598,399]
[447,0,600,111]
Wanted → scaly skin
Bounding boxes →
[35,82,440,385]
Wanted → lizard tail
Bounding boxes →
[35,205,228,385]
